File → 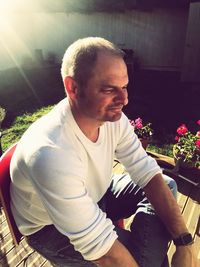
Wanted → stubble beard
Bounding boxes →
[103,109,123,122]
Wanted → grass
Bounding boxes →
[148,143,173,157]
[0,105,174,158]
[1,105,54,152]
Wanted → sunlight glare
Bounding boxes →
[0,0,21,14]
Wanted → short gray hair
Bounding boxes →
[61,37,124,88]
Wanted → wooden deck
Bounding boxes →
[0,152,200,266]
[113,152,200,265]
[0,209,53,267]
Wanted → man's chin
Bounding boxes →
[108,112,122,122]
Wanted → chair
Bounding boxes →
[0,143,22,245]
[117,218,125,229]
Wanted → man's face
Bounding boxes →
[75,51,129,123]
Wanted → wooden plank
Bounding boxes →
[0,240,49,267]
[190,188,200,264]
[150,152,200,263]
[0,219,10,239]
[149,151,200,187]
[194,229,200,260]
[160,179,191,260]
[147,151,175,168]
[113,159,119,169]
[168,196,200,262]
[0,211,50,267]
[0,238,33,267]
[190,185,200,204]
[124,215,134,231]
[117,157,200,264]
[184,200,200,236]
[112,161,125,174]
[40,260,54,267]
[0,208,6,223]
[16,250,48,267]
[0,233,15,258]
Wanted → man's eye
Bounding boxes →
[102,88,114,94]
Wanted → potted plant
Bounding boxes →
[129,118,153,150]
[173,120,200,169]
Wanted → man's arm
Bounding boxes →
[144,173,197,267]
[92,239,139,267]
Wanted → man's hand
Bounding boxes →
[171,244,198,267]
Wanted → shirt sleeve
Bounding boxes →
[27,145,118,261]
[115,113,162,188]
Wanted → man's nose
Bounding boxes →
[115,89,128,105]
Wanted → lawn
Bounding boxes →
[0,104,174,157]
[0,105,53,153]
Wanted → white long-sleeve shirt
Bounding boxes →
[10,98,162,260]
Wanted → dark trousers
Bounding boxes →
[26,173,177,267]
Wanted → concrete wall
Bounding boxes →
[0,8,188,71]
[2,7,199,129]
[181,2,200,82]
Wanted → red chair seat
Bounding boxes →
[0,143,22,245]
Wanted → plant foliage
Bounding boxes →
[173,121,200,168]
[129,117,153,140]
[1,105,53,152]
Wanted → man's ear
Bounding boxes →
[64,76,78,100]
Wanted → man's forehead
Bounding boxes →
[93,52,126,73]
[96,50,123,62]
[100,75,129,85]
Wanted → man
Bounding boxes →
[10,37,197,267]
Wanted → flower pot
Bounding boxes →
[173,145,197,169]
[173,154,200,186]
[173,156,197,169]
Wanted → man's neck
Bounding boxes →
[70,105,102,143]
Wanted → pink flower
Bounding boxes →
[135,118,143,129]
[195,139,200,149]
[177,124,188,135]
[175,136,180,141]
[197,131,200,137]
[197,120,200,126]
[136,123,143,129]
